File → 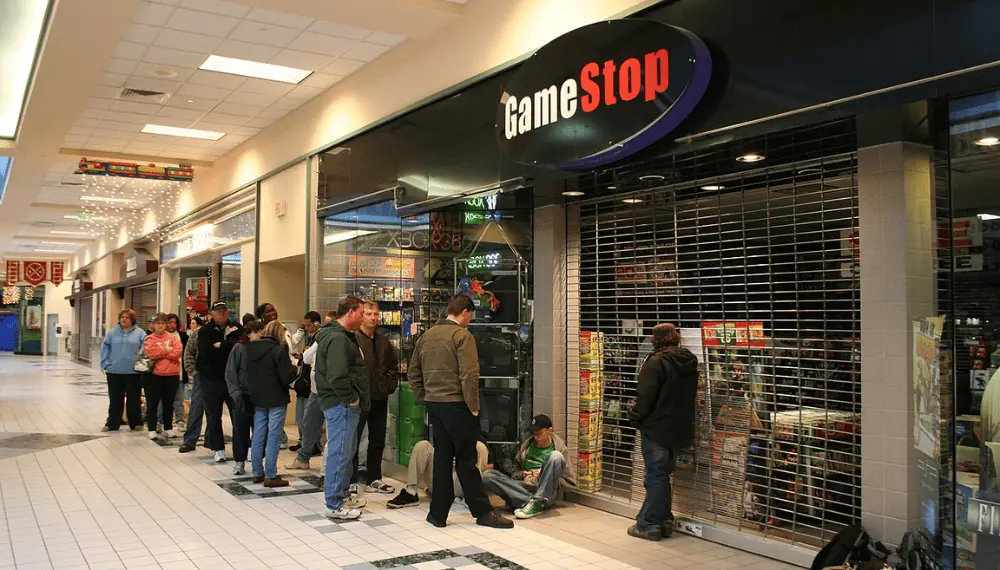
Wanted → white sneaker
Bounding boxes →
[233,462,245,476]
[147,431,157,441]
[325,507,362,521]
[166,430,179,439]
[348,483,362,497]
[345,496,367,509]
[213,450,226,463]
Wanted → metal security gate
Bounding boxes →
[567,120,861,552]
[129,283,158,326]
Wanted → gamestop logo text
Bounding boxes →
[503,49,669,141]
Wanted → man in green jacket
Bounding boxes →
[315,295,368,521]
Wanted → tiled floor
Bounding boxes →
[0,354,803,570]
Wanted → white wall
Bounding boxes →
[240,241,255,318]
[42,281,72,357]
[259,161,308,264]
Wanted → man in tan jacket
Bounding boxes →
[408,295,512,529]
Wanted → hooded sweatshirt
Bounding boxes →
[314,321,368,411]
[243,337,298,408]
[100,325,146,375]
[516,433,577,488]
[143,332,183,377]
[629,345,700,450]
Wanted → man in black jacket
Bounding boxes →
[627,323,698,541]
[195,302,244,463]
[352,301,399,494]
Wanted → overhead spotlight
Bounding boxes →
[622,198,643,204]
[736,153,765,163]
[975,136,1000,147]
[561,191,585,197]
[701,184,724,191]
[608,185,617,190]
[638,174,665,181]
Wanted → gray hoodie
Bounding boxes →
[516,433,576,488]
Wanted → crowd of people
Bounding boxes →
[99,294,699,537]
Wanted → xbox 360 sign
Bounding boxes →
[497,20,712,169]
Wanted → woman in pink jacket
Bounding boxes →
[142,313,183,440]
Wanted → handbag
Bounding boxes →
[133,346,154,373]
[293,363,312,398]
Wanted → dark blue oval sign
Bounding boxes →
[496,19,712,169]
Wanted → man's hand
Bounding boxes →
[471,410,479,417]
[225,326,237,336]
[512,471,525,481]
[213,342,221,349]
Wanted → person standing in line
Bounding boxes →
[196,302,244,463]
[408,295,512,529]
[157,313,188,431]
[256,302,306,448]
[285,315,326,471]
[141,314,183,440]
[100,309,146,432]
[179,316,204,453]
[627,323,699,541]
[225,319,265,476]
[243,320,298,487]
[315,298,369,521]
[352,301,399,494]
[290,311,323,454]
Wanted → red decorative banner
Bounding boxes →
[5,261,18,285]
[49,261,64,286]
[22,261,47,286]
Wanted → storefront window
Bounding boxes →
[0,284,44,354]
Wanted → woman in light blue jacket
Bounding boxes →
[100,309,146,431]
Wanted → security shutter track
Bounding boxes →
[130,283,158,326]
[567,120,861,550]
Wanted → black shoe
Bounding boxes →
[628,524,662,541]
[311,446,322,457]
[477,511,514,529]
[289,444,302,452]
[661,521,674,538]
[426,513,447,528]
[387,489,420,509]
[178,444,195,453]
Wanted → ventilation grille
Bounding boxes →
[118,88,170,104]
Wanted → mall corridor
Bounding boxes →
[0,355,792,570]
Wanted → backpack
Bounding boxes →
[293,363,311,398]
[812,525,869,570]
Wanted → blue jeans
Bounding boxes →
[323,403,361,511]
[296,393,325,463]
[483,450,566,508]
[636,436,676,530]
[252,407,287,479]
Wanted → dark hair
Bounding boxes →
[304,311,322,323]
[652,323,681,348]
[118,309,137,326]
[242,313,256,327]
[336,295,364,318]
[191,315,204,326]
[446,295,474,317]
[166,313,180,326]
[255,303,274,319]
[244,319,265,335]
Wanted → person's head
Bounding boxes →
[241,313,256,328]
[324,311,335,324]
[151,313,169,335]
[189,315,204,331]
[336,295,365,331]
[446,295,475,327]
[210,302,229,326]
[245,319,265,341]
[118,309,137,330]
[263,320,289,346]
[256,302,278,323]
[651,323,681,350]
[302,311,322,335]
[362,301,379,330]
[166,313,180,333]
[529,414,555,447]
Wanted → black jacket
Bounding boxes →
[196,321,243,382]
[356,329,398,401]
[629,345,699,449]
[245,337,298,408]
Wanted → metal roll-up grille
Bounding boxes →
[568,120,861,550]
[131,283,158,326]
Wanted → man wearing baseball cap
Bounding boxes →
[481,414,576,519]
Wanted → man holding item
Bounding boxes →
[482,414,575,519]
[408,295,512,529]
[194,302,244,463]
[352,301,399,494]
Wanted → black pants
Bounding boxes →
[352,398,388,484]
[107,373,142,430]
[143,374,179,432]
[426,401,491,521]
[231,396,252,463]
[203,379,249,459]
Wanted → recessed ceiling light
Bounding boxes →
[561,191,585,197]
[200,54,312,84]
[979,213,1000,220]
[50,230,89,236]
[153,68,178,78]
[81,196,132,203]
[736,153,766,163]
[622,198,643,204]
[975,136,1000,147]
[701,184,725,191]
[0,1,48,139]
[142,124,225,140]
[608,185,617,190]
[187,99,195,103]
[638,174,665,181]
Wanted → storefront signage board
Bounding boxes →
[496,19,712,169]
[701,321,765,348]
[348,255,416,279]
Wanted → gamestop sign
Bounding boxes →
[497,19,712,169]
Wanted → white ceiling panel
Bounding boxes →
[239,78,295,97]
[84,98,115,110]
[91,85,121,100]
[123,23,159,44]
[243,116,273,129]
[193,121,237,133]
[342,42,391,63]
[175,83,230,100]
[155,106,204,121]
[123,76,182,94]
[224,91,279,107]
[143,46,207,69]
[229,20,301,48]
[300,73,343,90]
[307,21,372,41]
[97,72,129,88]
[133,1,174,26]
[200,112,246,126]
[322,58,365,77]
[100,121,144,133]
[79,109,108,120]
[111,100,162,115]
[256,107,289,120]
[212,102,263,118]
[269,98,306,111]
[229,126,261,137]
[269,49,332,71]
[165,9,240,38]
[286,85,324,100]
[213,39,282,63]
[163,97,217,112]
[108,111,158,124]
[246,8,313,30]
[153,29,223,54]
[187,69,246,89]
[178,0,250,18]
[73,119,100,129]
[106,58,140,75]
[116,41,150,61]
[132,62,197,82]
[287,32,357,58]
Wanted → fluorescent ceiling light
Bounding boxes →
[200,54,312,84]
[979,213,1000,220]
[622,198,643,204]
[81,195,131,203]
[701,184,725,191]
[39,241,77,246]
[0,1,50,139]
[324,229,376,246]
[33,249,72,253]
[561,191,585,197]
[50,230,89,236]
[142,124,225,140]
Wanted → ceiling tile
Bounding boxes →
[132,62,196,82]
[63,137,87,147]
[106,57,140,75]
[79,108,107,120]
[221,134,250,146]
[111,100,162,115]
[243,116,274,129]
[155,106,203,121]
[246,7,313,30]
[365,32,406,47]
[224,91,279,107]
[164,96,217,111]
[322,58,365,76]
[212,102,263,117]
[228,20,301,48]
[307,21,371,40]
[153,29,223,54]
[68,127,94,137]
[178,0,250,18]
[133,1,174,26]
[257,107,290,120]
[191,121,236,133]
[91,85,121,99]
[123,76,183,94]
[286,85,323,100]
[97,72,128,87]
[99,121,144,134]
[123,23,159,44]
[165,8,240,38]
[268,49,331,71]
[288,32,356,57]
[270,97,306,111]
[187,69,246,89]
[73,118,100,129]
[300,73,342,90]
[143,46,207,69]
[213,39,282,63]
[342,42,390,62]
[230,126,261,137]
[116,41,150,60]
[239,78,294,97]
[147,0,180,5]
[175,83,230,100]
[200,112,246,126]
[103,111,154,124]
